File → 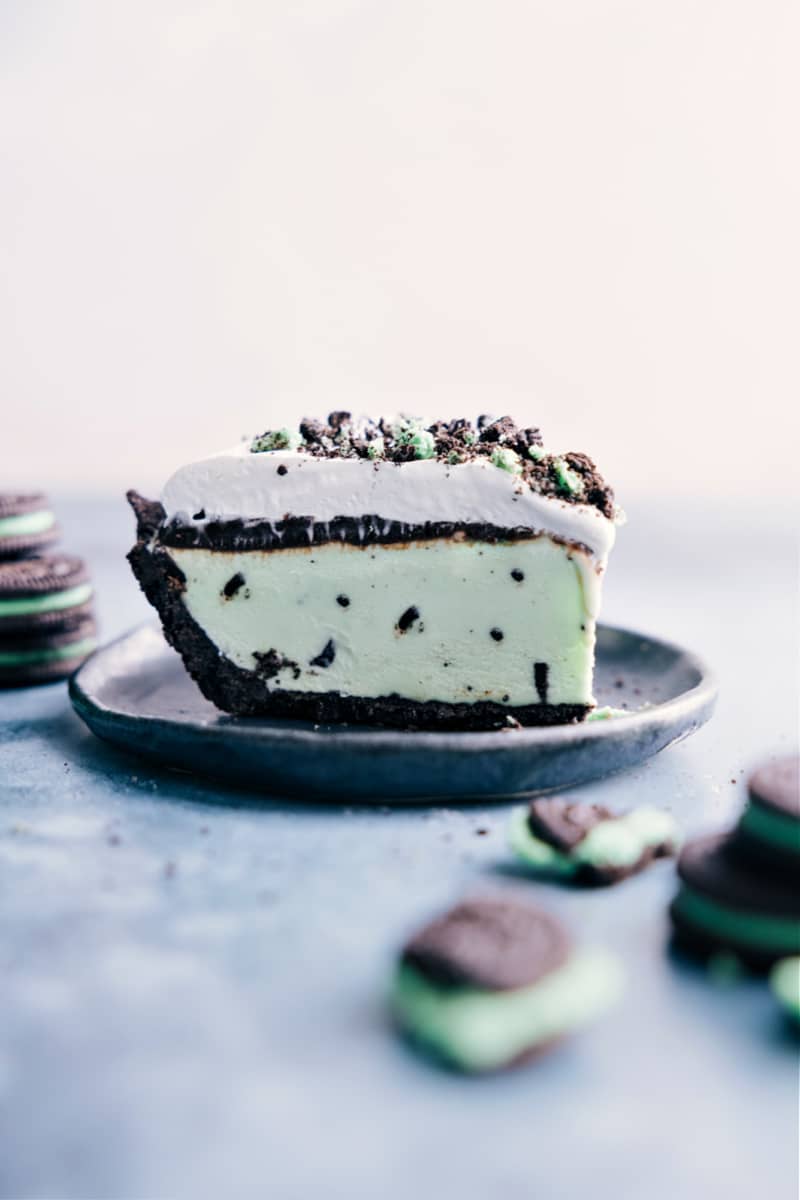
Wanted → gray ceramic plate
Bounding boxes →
[69,622,716,802]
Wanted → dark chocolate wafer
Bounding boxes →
[401,895,571,991]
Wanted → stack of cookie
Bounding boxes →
[670,757,800,973]
[0,492,97,688]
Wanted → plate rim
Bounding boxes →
[69,620,718,752]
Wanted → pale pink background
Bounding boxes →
[2,2,798,498]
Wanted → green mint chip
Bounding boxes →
[553,457,585,496]
[528,445,546,463]
[367,437,386,460]
[409,429,436,459]
[491,446,522,474]
[250,428,302,453]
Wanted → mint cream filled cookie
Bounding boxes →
[671,833,800,971]
[0,493,59,559]
[391,896,621,1072]
[0,555,94,634]
[730,757,800,875]
[509,798,680,886]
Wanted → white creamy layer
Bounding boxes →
[170,537,597,707]
[161,445,616,562]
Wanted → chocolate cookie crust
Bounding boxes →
[401,897,571,991]
[126,491,590,730]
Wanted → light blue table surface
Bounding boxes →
[0,494,797,1200]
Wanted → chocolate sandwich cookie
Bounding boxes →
[391,895,621,1072]
[670,833,800,971]
[730,757,800,874]
[0,493,59,559]
[509,798,680,886]
[0,614,97,687]
[0,555,94,634]
[769,957,800,1024]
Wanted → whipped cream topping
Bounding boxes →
[161,444,617,561]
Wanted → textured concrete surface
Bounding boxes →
[0,494,797,1200]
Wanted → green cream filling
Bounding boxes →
[586,705,630,722]
[173,537,597,706]
[392,951,622,1072]
[508,805,679,876]
[0,582,92,618]
[770,957,800,1020]
[0,510,55,539]
[739,803,800,855]
[0,637,96,667]
[674,887,800,954]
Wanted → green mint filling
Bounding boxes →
[250,429,302,453]
[528,445,546,463]
[553,457,585,497]
[586,706,630,722]
[674,887,800,954]
[509,806,679,874]
[0,511,55,539]
[0,583,93,617]
[366,437,385,460]
[770,956,800,1020]
[490,446,522,474]
[0,637,96,667]
[738,803,800,855]
[392,950,622,1072]
[508,807,578,877]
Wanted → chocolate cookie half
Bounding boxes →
[391,895,621,1072]
[0,614,97,687]
[509,798,679,886]
[730,757,800,875]
[0,555,94,634]
[0,493,59,559]
[670,833,800,970]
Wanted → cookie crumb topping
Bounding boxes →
[248,414,615,517]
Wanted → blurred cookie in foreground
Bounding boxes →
[770,957,800,1024]
[391,895,621,1072]
[670,833,800,971]
[509,797,679,886]
[0,493,59,559]
[730,757,800,875]
[0,614,97,687]
[0,555,94,635]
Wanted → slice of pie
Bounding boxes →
[127,414,621,729]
